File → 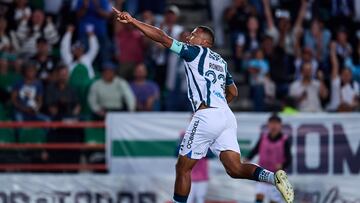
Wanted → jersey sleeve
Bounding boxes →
[169,39,200,62]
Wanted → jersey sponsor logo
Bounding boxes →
[213,90,225,100]
[194,152,203,156]
[187,120,199,149]
[209,63,224,72]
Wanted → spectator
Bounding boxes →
[76,0,112,63]
[88,62,136,120]
[130,63,159,111]
[328,42,360,112]
[11,9,59,57]
[224,0,254,34]
[209,0,231,47]
[114,22,145,80]
[60,25,99,79]
[0,17,11,52]
[234,15,262,71]
[246,114,292,203]
[289,62,328,112]
[30,38,58,83]
[245,49,270,111]
[151,5,183,90]
[224,0,254,71]
[0,56,21,104]
[294,47,319,80]
[45,65,81,120]
[334,27,352,64]
[10,0,31,28]
[263,0,307,56]
[261,35,293,99]
[303,18,332,64]
[344,40,360,83]
[165,30,192,111]
[329,0,354,33]
[11,61,49,121]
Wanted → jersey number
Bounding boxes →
[205,70,225,90]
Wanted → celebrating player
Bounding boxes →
[112,7,294,203]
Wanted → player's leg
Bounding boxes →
[174,155,198,203]
[175,108,220,203]
[219,150,294,203]
[219,150,275,182]
[210,109,294,203]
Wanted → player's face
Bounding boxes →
[186,28,204,46]
[268,121,282,136]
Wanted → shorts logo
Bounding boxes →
[187,120,199,149]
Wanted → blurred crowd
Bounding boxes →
[0,0,359,124]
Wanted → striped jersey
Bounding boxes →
[170,39,234,111]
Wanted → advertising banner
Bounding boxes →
[106,113,360,203]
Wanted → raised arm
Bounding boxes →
[262,0,275,30]
[113,7,172,48]
[293,0,308,32]
[330,41,339,80]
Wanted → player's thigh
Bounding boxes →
[179,109,224,159]
[210,125,240,158]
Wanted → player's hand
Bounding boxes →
[112,7,133,24]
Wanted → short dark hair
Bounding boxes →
[36,37,48,44]
[268,113,282,123]
[197,25,215,45]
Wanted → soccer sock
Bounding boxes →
[173,193,188,203]
[253,166,275,185]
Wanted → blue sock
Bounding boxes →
[253,167,275,185]
[173,194,188,203]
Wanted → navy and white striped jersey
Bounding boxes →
[170,39,234,111]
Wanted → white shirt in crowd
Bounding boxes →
[289,79,323,112]
[60,31,99,79]
[327,77,360,110]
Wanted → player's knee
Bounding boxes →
[175,161,191,175]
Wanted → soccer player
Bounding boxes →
[113,8,294,203]
[247,114,292,203]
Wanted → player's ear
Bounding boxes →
[202,39,211,47]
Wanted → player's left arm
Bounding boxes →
[225,70,238,103]
[226,84,238,103]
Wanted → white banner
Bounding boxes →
[0,175,359,203]
[106,113,360,203]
